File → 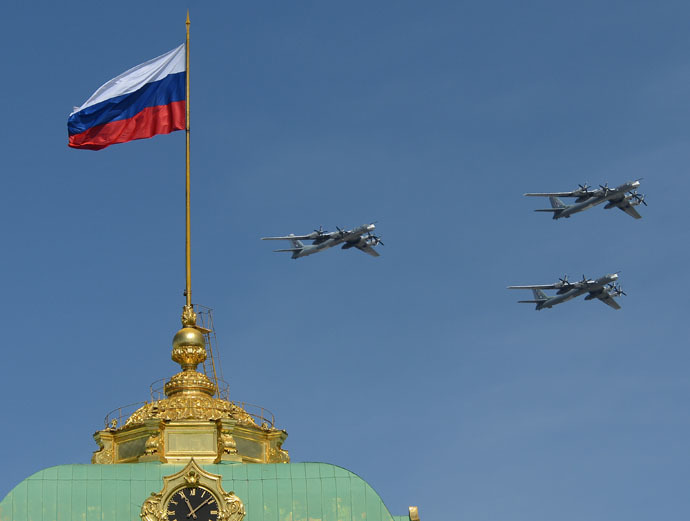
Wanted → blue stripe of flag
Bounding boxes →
[68,71,185,136]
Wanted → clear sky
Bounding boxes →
[1,2,689,520]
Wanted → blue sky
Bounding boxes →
[1,2,689,520]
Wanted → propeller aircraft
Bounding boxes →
[525,179,646,220]
[262,223,383,259]
[508,272,626,310]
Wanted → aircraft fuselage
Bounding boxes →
[554,181,640,219]
[537,273,618,309]
[293,223,375,258]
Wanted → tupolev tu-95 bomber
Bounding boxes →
[525,179,647,219]
[508,273,626,310]
[262,223,383,259]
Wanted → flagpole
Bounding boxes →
[183,11,195,326]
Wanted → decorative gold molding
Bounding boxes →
[125,397,256,427]
[92,446,114,464]
[92,432,115,464]
[164,370,216,397]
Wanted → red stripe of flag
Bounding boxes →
[69,101,185,150]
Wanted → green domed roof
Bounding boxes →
[0,462,408,521]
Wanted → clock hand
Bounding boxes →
[187,496,213,518]
[182,495,197,519]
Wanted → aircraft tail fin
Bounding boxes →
[517,288,548,302]
[534,196,567,219]
[532,288,548,300]
[517,289,549,310]
[549,196,566,209]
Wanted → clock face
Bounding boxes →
[166,486,220,521]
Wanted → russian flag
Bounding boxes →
[68,44,186,150]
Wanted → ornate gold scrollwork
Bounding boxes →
[220,492,245,521]
[140,493,163,521]
[92,435,115,464]
[92,448,114,464]
[125,397,257,428]
[171,345,207,367]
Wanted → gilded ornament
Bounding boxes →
[220,492,245,521]
[144,432,160,455]
[267,444,290,463]
[125,396,257,427]
[171,344,207,367]
[92,435,115,464]
[140,460,245,521]
[409,506,420,521]
[220,432,238,455]
[181,305,198,327]
[171,326,206,370]
[140,493,163,521]
[164,370,216,397]
[184,470,200,487]
[92,447,114,464]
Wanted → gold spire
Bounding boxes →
[89,13,289,466]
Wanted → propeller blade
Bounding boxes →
[365,232,384,246]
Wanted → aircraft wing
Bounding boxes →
[524,191,580,197]
[508,284,560,290]
[261,234,313,241]
[595,291,621,310]
[614,199,642,219]
[355,243,380,257]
